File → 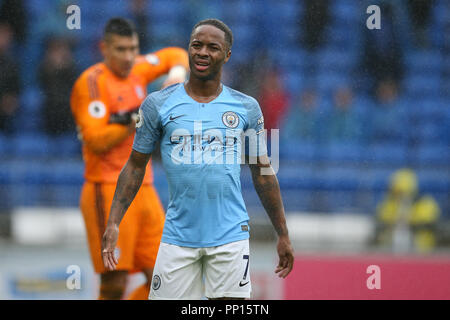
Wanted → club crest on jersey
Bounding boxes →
[88,101,106,118]
[222,111,239,128]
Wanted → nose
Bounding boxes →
[125,51,134,62]
[197,45,209,57]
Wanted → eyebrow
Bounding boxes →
[191,39,222,48]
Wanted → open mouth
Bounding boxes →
[194,60,210,72]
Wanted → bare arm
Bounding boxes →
[249,155,294,278]
[101,149,151,270]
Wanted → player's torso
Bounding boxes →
[80,64,152,183]
[103,67,147,115]
[160,85,248,168]
[157,85,250,247]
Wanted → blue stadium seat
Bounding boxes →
[279,189,312,212]
[414,144,450,167]
[363,143,409,166]
[322,143,364,164]
[316,72,349,95]
[404,74,441,98]
[279,140,316,162]
[316,48,356,72]
[20,87,43,114]
[331,0,359,23]
[276,0,301,21]
[0,134,12,158]
[282,71,305,95]
[9,184,41,206]
[363,167,396,193]
[405,50,442,73]
[47,134,81,157]
[277,162,315,190]
[277,48,308,71]
[222,0,259,21]
[408,98,445,122]
[323,190,356,212]
[12,134,51,158]
[51,185,82,207]
[416,169,450,194]
[150,0,185,18]
[0,161,13,184]
[416,122,445,144]
[318,165,360,191]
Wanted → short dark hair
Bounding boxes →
[191,19,233,49]
[104,17,137,40]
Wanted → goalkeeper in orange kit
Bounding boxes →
[70,17,188,300]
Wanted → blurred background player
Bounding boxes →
[70,17,188,300]
[374,168,441,253]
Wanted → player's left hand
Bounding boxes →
[161,65,187,89]
[275,235,294,278]
[161,76,185,89]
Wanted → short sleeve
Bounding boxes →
[244,97,267,157]
[132,94,162,154]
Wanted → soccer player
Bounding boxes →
[102,18,294,299]
[70,18,189,300]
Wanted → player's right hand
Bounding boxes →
[101,225,119,271]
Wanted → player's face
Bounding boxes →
[101,34,139,78]
[189,25,231,80]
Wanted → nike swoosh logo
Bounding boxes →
[169,114,185,121]
[239,281,249,287]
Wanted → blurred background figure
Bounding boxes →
[369,79,407,144]
[324,86,364,144]
[281,87,323,143]
[361,2,404,95]
[231,51,270,99]
[258,66,289,133]
[375,168,441,253]
[299,0,330,52]
[38,37,78,136]
[406,0,435,48]
[0,0,27,44]
[0,22,20,134]
[129,0,151,52]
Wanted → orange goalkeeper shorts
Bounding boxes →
[80,182,165,274]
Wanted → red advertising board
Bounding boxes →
[284,254,450,300]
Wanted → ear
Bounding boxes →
[224,49,231,64]
[100,40,107,58]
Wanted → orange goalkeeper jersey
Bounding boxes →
[71,47,188,184]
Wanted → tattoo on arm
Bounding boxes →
[108,151,150,226]
[250,165,289,237]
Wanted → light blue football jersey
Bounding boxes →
[132,83,266,247]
